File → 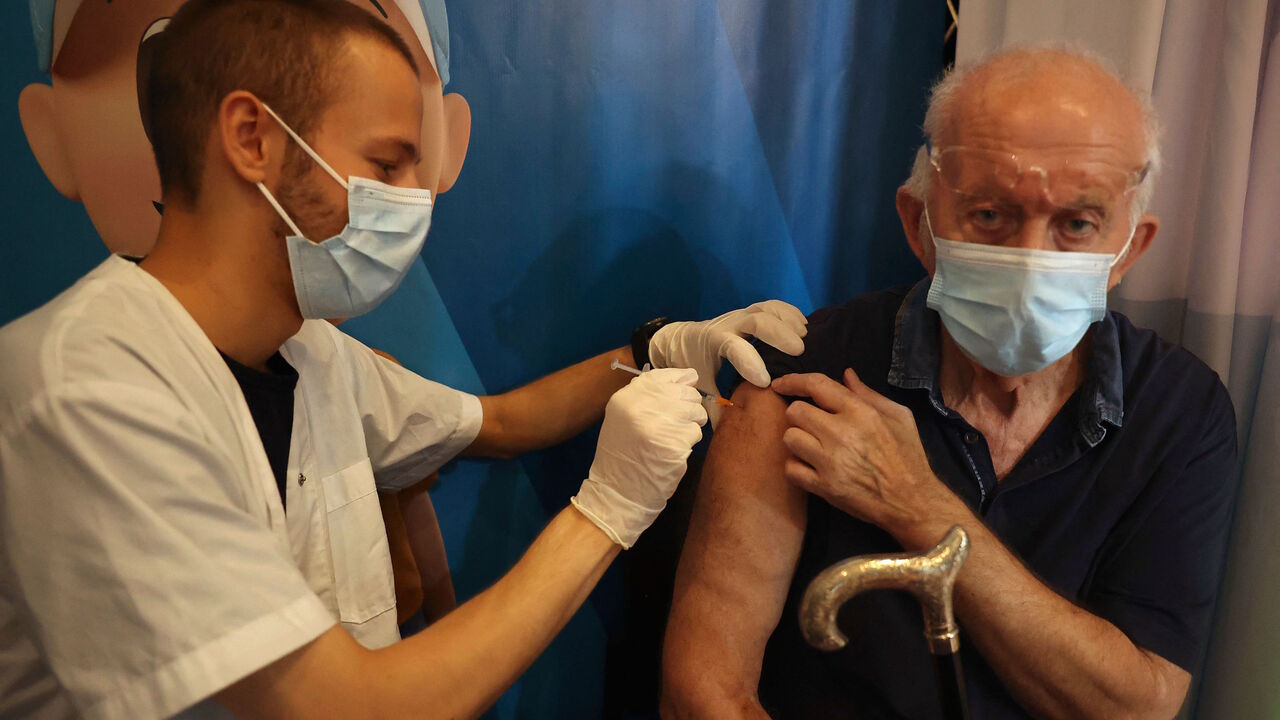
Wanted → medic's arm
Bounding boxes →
[219,368,705,719]
[465,346,634,460]
[217,506,617,720]
[465,301,808,460]
[660,383,808,719]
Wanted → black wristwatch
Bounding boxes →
[630,316,670,369]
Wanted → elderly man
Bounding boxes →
[662,48,1238,719]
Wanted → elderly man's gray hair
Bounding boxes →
[903,45,1162,228]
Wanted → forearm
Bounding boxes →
[896,510,1186,720]
[370,507,619,718]
[467,346,634,459]
[399,482,456,623]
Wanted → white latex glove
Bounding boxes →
[571,368,707,549]
[648,300,808,425]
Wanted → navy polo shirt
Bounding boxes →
[755,280,1238,720]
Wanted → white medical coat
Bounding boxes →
[0,257,482,719]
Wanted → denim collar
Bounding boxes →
[887,278,1124,446]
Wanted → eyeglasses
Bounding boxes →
[929,146,1149,209]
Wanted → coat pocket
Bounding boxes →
[321,458,395,625]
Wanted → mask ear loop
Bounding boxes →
[256,182,304,238]
[260,102,350,191]
[1109,226,1136,269]
[1110,190,1142,269]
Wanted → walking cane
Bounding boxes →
[799,525,972,720]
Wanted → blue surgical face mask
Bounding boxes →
[923,207,1133,377]
[256,103,433,320]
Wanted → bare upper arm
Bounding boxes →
[662,382,808,709]
[215,626,372,719]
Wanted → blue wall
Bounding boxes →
[0,1,941,716]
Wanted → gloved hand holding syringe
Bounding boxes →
[611,359,734,408]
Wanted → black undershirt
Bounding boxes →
[220,351,298,509]
[752,284,1238,719]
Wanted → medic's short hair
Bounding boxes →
[29,0,452,86]
[146,0,418,206]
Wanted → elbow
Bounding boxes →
[658,679,729,720]
[1054,670,1188,720]
[658,666,707,720]
[660,655,760,720]
[483,443,521,462]
[1137,686,1188,720]
[1128,655,1190,720]
[469,396,523,460]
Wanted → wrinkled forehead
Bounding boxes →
[940,55,1147,171]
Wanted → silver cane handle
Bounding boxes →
[799,525,970,655]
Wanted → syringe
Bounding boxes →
[611,359,735,407]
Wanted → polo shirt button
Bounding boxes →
[963,431,981,445]
[298,473,307,486]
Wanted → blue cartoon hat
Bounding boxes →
[29,0,80,73]
[392,0,451,86]
[30,0,450,85]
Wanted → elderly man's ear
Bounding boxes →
[1110,216,1158,289]
[18,83,79,201]
[896,187,933,275]
[435,92,470,194]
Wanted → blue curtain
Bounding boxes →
[0,1,942,717]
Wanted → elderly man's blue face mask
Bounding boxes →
[923,206,1134,377]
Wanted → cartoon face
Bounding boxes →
[19,0,469,258]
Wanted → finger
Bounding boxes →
[771,373,851,413]
[663,395,709,424]
[671,384,705,405]
[637,376,703,406]
[784,400,835,442]
[642,366,699,387]
[722,336,770,388]
[783,457,821,492]
[678,418,706,448]
[753,299,809,337]
[689,398,710,427]
[781,426,825,467]
[841,368,906,417]
[739,313,805,356]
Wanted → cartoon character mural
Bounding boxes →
[18,0,474,629]
[20,0,470,256]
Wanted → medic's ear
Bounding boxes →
[217,92,278,187]
[18,83,80,201]
[435,92,470,195]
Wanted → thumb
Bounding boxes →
[723,336,770,388]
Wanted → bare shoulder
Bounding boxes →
[700,382,802,509]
